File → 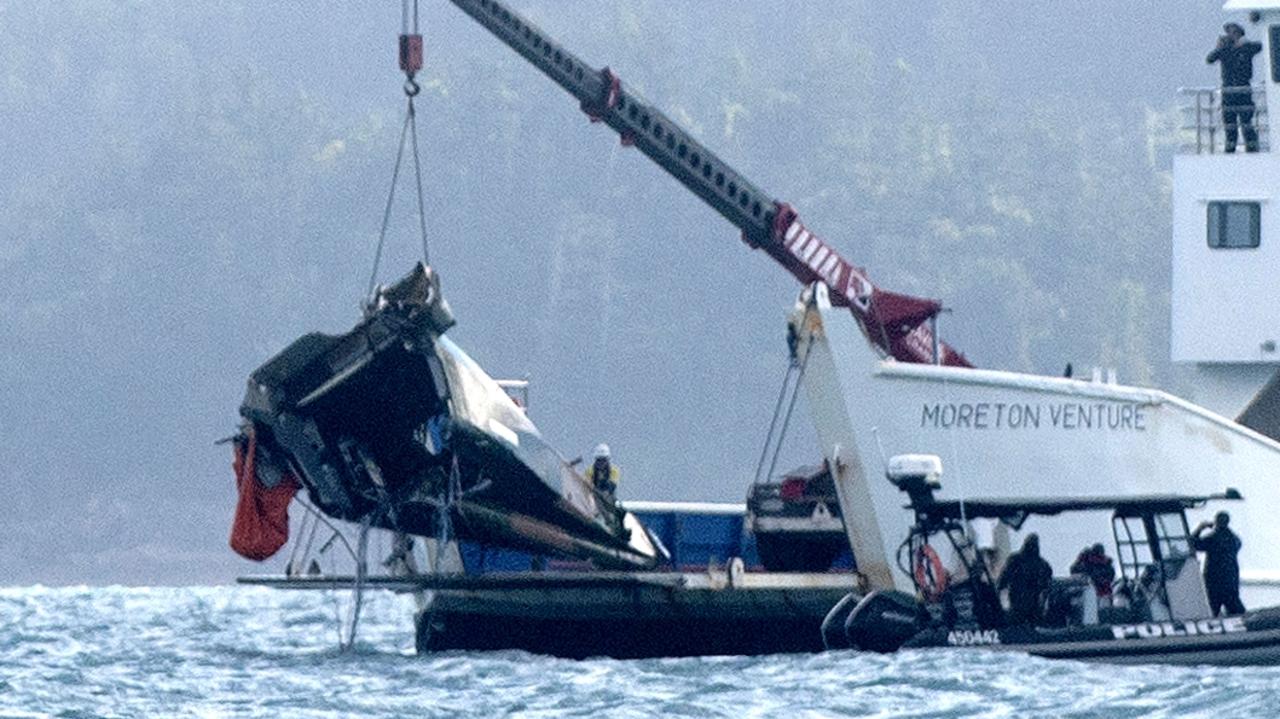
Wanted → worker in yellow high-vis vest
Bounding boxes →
[587,443,620,503]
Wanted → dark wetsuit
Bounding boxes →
[998,547,1053,625]
[1207,41,1263,152]
[1192,526,1245,616]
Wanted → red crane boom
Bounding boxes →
[445,0,971,367]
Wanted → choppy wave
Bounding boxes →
[1,586,1278,717]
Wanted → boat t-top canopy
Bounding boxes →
[1223,1,1280,10]
[913,489,1242,528]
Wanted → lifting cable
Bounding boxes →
[752,360,798,486]
[764,336,813,486]
[752,325,802,485]
[365,0,432,303]
[753,330,813,485]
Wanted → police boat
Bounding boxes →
[822,456,1280,665]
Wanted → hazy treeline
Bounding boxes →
[0,1,1229,582]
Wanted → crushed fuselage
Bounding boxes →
[236,263,661,569]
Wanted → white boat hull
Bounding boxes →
[795,284,1280,595]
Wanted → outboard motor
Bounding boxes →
[821,592,863,650]
[886,454,943,508]
[844,589,923,653]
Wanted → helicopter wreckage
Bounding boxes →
[230,263,663,570]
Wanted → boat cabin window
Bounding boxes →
[1113,515,1154,579]
[1153,512,1192,559]
[1272,26,1280,83]
[1113,509,1194,582]
[1206,201,1261,249]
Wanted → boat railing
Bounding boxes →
[1177,84,1270,154]
[497,378,530,408]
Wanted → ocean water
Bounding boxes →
[2,586,1278,718]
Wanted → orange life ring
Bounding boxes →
[913,543,949,600]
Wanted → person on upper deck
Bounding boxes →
[1207,22,1263,153]
[997,533,1053,625]
[1192,511,1245,617]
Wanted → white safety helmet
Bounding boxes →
[593,443,611,460]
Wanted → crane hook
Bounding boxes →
[399,28,423,98]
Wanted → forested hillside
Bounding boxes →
[0,1,1233,582]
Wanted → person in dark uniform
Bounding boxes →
[1207,22,1263,153]
[997,533,1053,625]
[1192,511,1245,617]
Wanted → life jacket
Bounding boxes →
[1071,552,1115,596]
[588,463,620,492]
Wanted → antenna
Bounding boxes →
[870,426,889,475]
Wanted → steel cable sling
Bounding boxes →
[366,0,432,302]
[343,0,433,652]
[753,329,814,486]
